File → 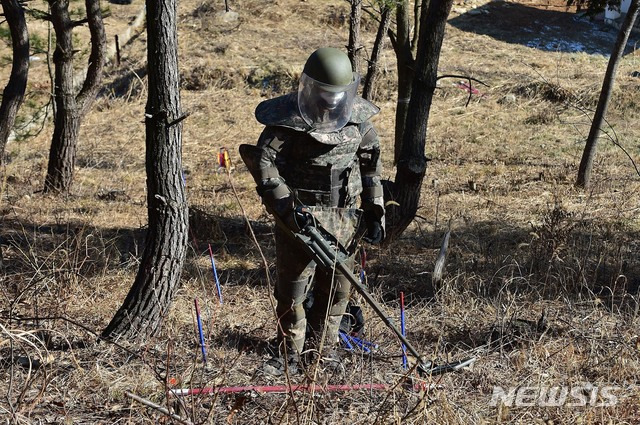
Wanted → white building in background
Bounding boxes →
[605,0,632,21]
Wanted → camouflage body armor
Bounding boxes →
[240,92,384,356]
[239,48,384,365]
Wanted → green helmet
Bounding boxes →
[302,48,354,87]
[298,47,360,133]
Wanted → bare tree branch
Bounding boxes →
[24,7,51,20]
[436,74,489,106]
[70,17,89,26]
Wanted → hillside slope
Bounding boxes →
[2,0,640,423]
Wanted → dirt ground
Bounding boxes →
[2,0,640,423]
[449,0,640,55]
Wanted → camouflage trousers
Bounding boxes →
[273,206,361,355]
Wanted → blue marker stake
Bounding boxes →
[350,335,377,352]
[194,298,207,363]
[351,336,378,350]
[208,244,223,304]
[400,291,408,369]
[339,331,354,351]
[347,335,371,354]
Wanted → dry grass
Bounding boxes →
[2,0,640,423]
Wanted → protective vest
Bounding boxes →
[247,93,381,209]
[240,92,385,240]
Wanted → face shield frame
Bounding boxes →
[297,72,360,133]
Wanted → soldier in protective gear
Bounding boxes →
[239,47,385,376]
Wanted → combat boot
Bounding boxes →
[262,351,300,377]
[317,347,344,374]
[302,336,345,376]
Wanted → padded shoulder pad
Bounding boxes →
[350,98,380,124]
[358,121,378,148]
[238,144,262,175]
[255,93,309,131]
[255,93,380,130]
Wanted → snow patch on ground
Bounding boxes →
[526,38,587,53]
[524,15,620,55]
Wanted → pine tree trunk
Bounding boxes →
[0,0,29,164]
[44,0,106,193]
[102,0,188,341]
[44,0,78,192]
[44,104,80,192]
[392,0,414,165]
[348,0,362,73]
[576,0,639,189]
[385,0,454,242]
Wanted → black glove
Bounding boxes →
[283,206,311,232]
[362,211,383,244]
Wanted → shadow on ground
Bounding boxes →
[448,1,640,55]
[368,214,640,311]
[0,208,272,283]
[2,204,639,312]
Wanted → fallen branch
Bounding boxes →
[125,391,194,425]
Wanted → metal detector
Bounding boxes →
[274,207,476,376]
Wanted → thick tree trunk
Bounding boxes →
[44,0,106,193]
[0,0,29,164]
[412,0,428,55]
[362,5,391,101]
[385,0,454,243]
[102,0,188,341]
[348,0,362,73]
[392,0,415,165]
[576,0,639,189]
[45,104,81,192]
[44,0,78,192]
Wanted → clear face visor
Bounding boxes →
[297,72,360,133]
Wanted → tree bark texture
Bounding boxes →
[391,0,415,165]
[385,0,454,243]
[348,0,362,73]
[0,0,29,164]
[412,0,428,54]
[362,4,392,101]
[576,0,639,189]
[44,0,106,193]
[102,0,188,341]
